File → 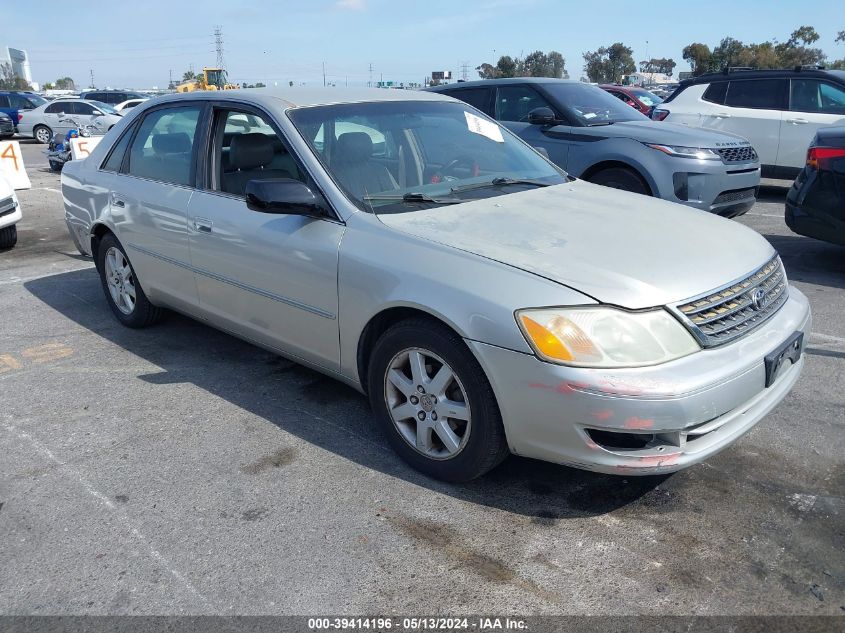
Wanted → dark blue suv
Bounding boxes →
[0,91,47,135]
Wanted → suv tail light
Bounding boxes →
[652,109,669,121]
[807,147,845,170]
[17,113,22,122]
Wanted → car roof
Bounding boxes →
[425,78,581,91]
[679,68,845,86]
[145,87,455,109]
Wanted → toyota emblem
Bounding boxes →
[750,288,768,311]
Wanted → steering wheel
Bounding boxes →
[442,155,479,180]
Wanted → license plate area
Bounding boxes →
[765,331,803,387]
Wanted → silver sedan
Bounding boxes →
[60,89,810,481]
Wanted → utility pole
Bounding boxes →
[368,63,374,87]
[214,26,226,88]
[168,69,173,89]
[89,69,94,89]
[460,60,469,81]
[323,61,326,87]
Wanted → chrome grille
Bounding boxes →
[672,256,788,347]
[716,146,758,163]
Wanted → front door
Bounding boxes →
[186,106,344,371]
[495,85,571,169]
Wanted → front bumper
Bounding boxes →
[0,197,21,230]
[468,287,811,475]
[657,158,760,217]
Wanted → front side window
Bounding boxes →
[495,85,555,122]
[288,100,566,214]
[541,82,647,125]
[72,102,96,115]
[126,106,201,186]
[0,96,9,108]
[213,109,304,197]
[725,79,787,109]
[790,79,845,114]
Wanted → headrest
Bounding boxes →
[230,133,274,170]
[335,132,373,163]
[151,132,191,154]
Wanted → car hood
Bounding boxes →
[376,180,775,309]
[576,120,752,147]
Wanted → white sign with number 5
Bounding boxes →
[70,136,103,161]
[0,140,31,190]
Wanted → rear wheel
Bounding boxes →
[588,167,651,195]
[96,233,163,328]
[33,125,52,144]
[368,318,509,481]
[0,225,17,249]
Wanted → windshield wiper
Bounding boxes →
[363,192,463,204]
[449,177,553,194]
[586,121,616,126]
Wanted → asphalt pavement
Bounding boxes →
[1,140,843,616]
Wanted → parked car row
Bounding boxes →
[425,78,760,217]
[59,87,810,481]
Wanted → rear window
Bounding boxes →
[702,82,728,104]
[724,79,787,110]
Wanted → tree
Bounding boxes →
[682,43,712,75]
[476,62,499,79]
[639,57,677,77]
[582,43,635,83]
[0,62,32,90]
[776,26,825,67]
[182,70,196,82]
[496,55,517,78]
[255,82,265,88]
[54,76,75,90]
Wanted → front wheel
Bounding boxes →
[49,159,64,172]
[33,125,52,144]
[96,233,163,328]
[368,318,509,481]
[588,167,651,195]
[0,225,17,249]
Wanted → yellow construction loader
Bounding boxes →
[176,67,238,92]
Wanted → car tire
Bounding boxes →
[33,125,52,144]
[49,160,63,172]
[0,225,17,249]
[96,233,163,328]
[588,167,651,195]
[367,318,509,482]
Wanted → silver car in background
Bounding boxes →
[19,98,123,144]
[60,89,810,481]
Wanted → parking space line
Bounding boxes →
[4,424,216,610]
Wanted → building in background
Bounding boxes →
[1,46,35,88]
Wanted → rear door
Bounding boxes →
[494,84,571,168]
[700,78,787,167]
[44,102,70,135]
[185,103,344,370]
[108,103,205,311]
[778,78,845,170]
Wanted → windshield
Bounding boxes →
[629,89,663,107]
[29,95,47,107]
[288,100,567,213]
[90,100,118,114]
[544,83,649,125]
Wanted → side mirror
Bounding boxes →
[93,111,104,116]
[245,178,326,216]
[527,107,558,126]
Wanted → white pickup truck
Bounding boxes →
[0,174,21,248]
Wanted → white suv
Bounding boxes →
[0,174,21,248]
[652,68,845,179]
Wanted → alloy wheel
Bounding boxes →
[383,347,471,460]
[35,127,52,144]
[104,246,136,315]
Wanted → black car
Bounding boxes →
[785,126,845,246]
[0,111,14,139]
[77,90,147,105]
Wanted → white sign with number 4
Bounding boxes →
[0,140,31,190]
[70,136,103,161]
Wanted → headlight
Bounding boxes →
[646,144,720,160]
[516,307,700,368]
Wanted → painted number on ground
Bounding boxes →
[0,140,31,190]
[0,343,74,374]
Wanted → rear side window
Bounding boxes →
[126,106,202,186]
[445,88,494,116]
[790,79,845,114]
[45,102,64,114]
[101,123,137,172]
[495,85,555,122]
[725,79,787,109]
[702,82,728,104]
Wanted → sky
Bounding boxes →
[4,0,845,90]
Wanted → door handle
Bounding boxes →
[786,118,809,124]
[715,112,732,118]
[111,193,125,208]
[193,217,213,233]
